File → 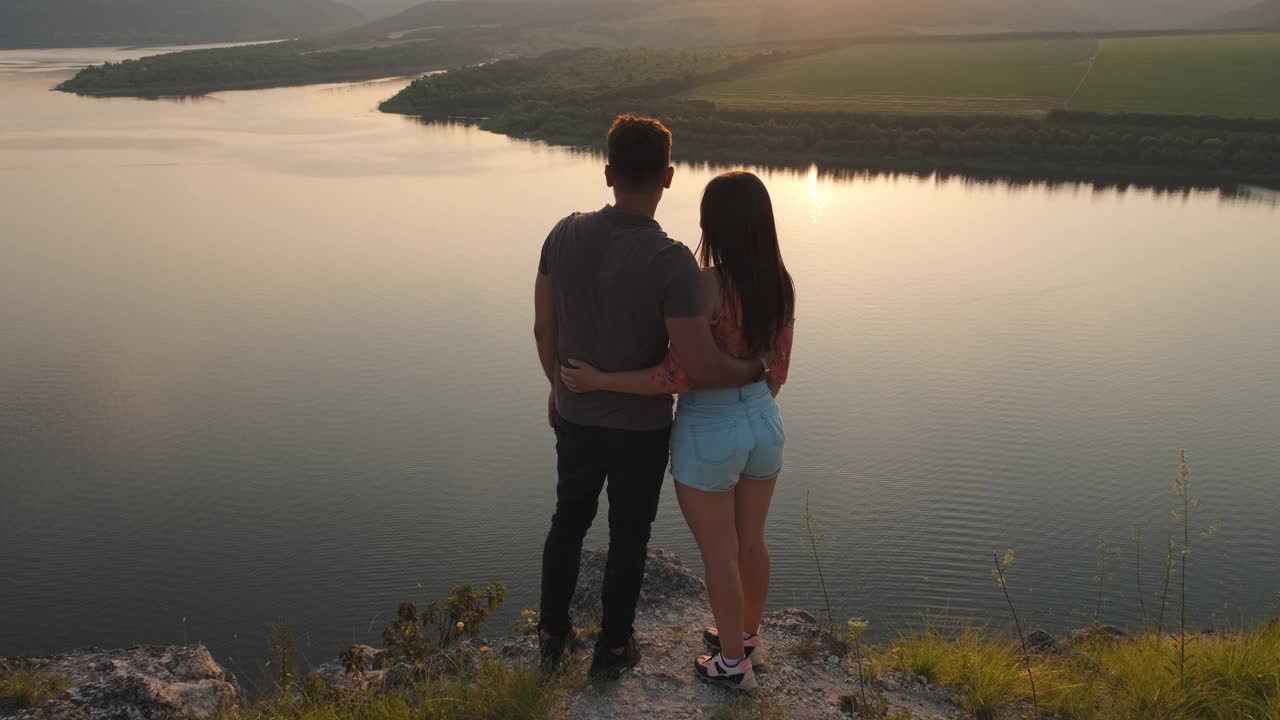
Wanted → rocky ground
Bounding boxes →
[491,548,968,720]
[0,644,239,720]
[1,549,971,720]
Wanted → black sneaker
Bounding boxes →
[539,626,581,670]
[588,635,641,679]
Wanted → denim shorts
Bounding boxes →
[670,381,785,492]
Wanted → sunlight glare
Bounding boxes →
[805,162,827,224]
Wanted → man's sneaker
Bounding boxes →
[695,653,758,692]
[539,626,581,670]
[702,627,768,669]
[587,635,641,680]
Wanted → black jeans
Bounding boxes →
[539,416,671,650]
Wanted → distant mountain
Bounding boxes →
[352,0,648,38]
[1070,0,1257,30]
[1205,0,1280,29]
[338,0,422,20]
[0,0,365,49]
[343,0,1267,48]
[757,0,1266,35]
[757,0,1099,38]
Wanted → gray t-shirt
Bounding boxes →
[539,205,703,430]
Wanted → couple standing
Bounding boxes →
[533,114,795,692]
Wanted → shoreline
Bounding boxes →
[4,549,1278,720]
[46,31,1280,192]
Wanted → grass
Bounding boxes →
[0,669,70,708]
[577,615,601,641]
[893,627,1035,720]
[689,38,1098,116]
[690,33,1280,120]
[243,660,573,720]
[890,622,1280,720]
[1072,34,1280,118]
[1071,624,1280,720]
[710,695,786,720]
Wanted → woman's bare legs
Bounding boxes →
[735,475,777,635]
[676,482,746,660]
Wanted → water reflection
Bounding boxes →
[509,128,1278,205]
[1,51,1278,671]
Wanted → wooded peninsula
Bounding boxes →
[54,12,1280,191]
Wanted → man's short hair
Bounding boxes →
[607,115,672,191]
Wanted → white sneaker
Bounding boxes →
[695,653,758,692]
[702,627,768,669]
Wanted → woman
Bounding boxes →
[561,171,795,692]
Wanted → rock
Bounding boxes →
[1070,624,1127,644]
[339,644,378,673]
[384,662,426,689]
[1,644,238,720]
[827,655,841,665]
[1027,628,1058,653]
[570,548,705,621]
[761,607,818,635]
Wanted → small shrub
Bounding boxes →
[514,608,539,637]
[787,637,822,661]
[265,622,300,689]
[0,669,69,708]
[381,582,507,667]
[577,615,601,641]
[891,627,948,683]
[846,618,885,717]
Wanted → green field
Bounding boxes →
[689,38,1099,115]
[1072,34,1280,118]
[689,33,1280,119]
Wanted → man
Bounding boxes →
[533,115,763,678]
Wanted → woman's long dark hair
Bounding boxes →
[697,171,795,356]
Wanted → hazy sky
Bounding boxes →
[340,0,422,19]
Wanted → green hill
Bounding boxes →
[0,0,364,49]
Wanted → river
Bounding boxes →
[2,48,1278,672]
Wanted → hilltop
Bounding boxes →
[0,0,363,49]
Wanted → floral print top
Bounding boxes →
[651,293,795,394]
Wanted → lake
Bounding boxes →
[2,48,1278,674]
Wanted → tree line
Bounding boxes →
[58,40,488,98]
[379,49,1280,190]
